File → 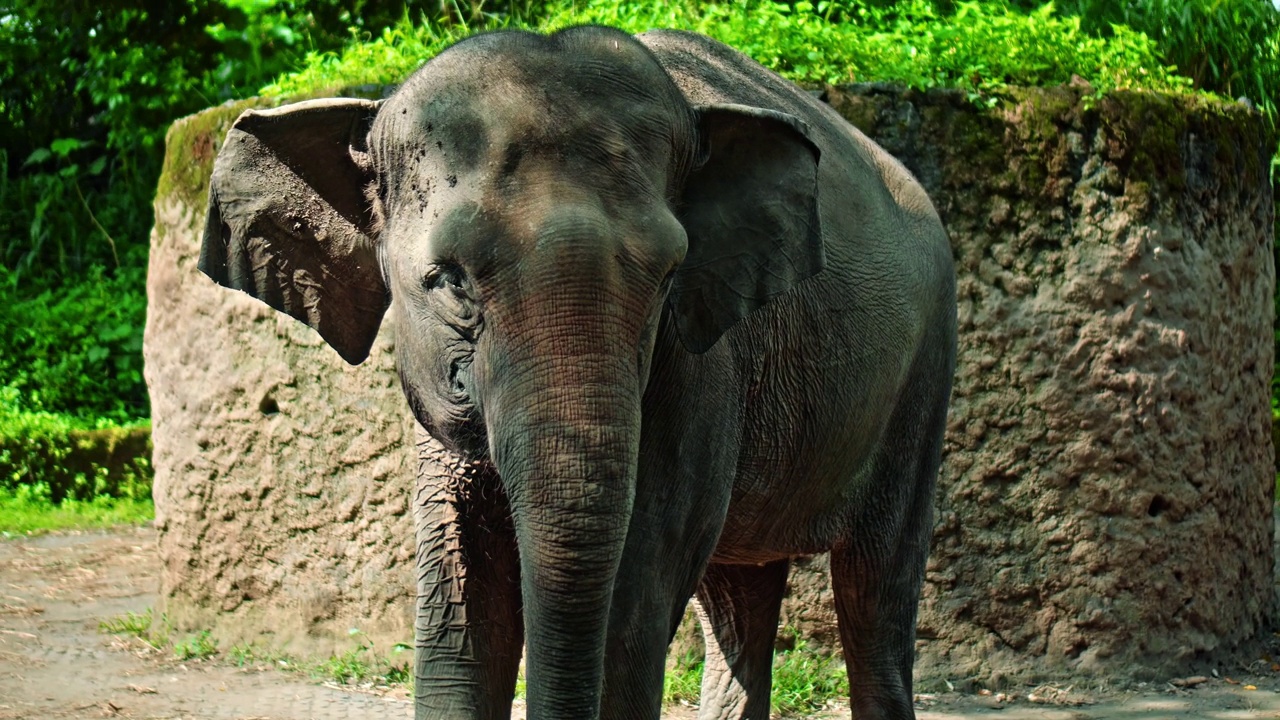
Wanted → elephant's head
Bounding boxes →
[200,25,821,714]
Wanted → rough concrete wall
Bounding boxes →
[819,84,1275,685]
[147,85,1276,682]
[145,98,417,657]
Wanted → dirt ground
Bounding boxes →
[3,528,1280,719]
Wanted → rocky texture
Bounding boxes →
[147,85,1276,681]
[822,84,1276,686]
[145,98,417,657]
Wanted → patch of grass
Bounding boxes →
[101,614,220,663]
[173,629,219,660]
[0,483,153,536]
[100,611,850,710]
[658,632,849,712]
[98,609,154,638]
[228,629,413,690]
[663,647,704,705]
[770,637,850,716]
[312,641,411,686]
[99,607,168,649]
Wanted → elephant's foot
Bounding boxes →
[693,559,790,720]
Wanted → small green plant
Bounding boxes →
[173,629,219,661]
[99,608,169,648]
[227,642,272,667]
[663,646,704,705]
[98,609,153,638]
[309,629,412,687]
[770,636,850,716]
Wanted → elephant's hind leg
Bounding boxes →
[694,559,790,720]
[413,428,523,720]
[830,369,947,720]
[829,527,925,720]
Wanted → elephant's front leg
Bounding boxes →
[413,424,523,720]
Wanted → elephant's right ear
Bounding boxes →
[200,98,387,365]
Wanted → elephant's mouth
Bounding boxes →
[401,357,488,462]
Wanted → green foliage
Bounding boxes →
[0,265,148,422]
[0,484,153,535]
[0,391,152,507]
[226,630,413,689]
[174,630,220,660]
[310,630,413,685]
[268,0,1192,100]
[101,608,173,651]
[770,636,849,715]
[261,14,496,95]
[658,634,850,712]
[99,609,157,639]
[662,647,704,705]
[1046,0,1280,120]
[0,1,426,424]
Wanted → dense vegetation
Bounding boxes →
[1,0,1277,520]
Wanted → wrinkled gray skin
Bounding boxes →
[200,26,955,720]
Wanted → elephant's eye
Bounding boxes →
[423,263,469,294]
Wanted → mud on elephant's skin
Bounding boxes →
[199,25,956,720]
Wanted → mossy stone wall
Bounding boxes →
[821,84,1275,684]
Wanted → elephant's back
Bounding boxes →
[641,30,956,557]
[637,29,950,314]
[639,32,929,206]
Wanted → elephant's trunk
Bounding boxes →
[483,332,643,718]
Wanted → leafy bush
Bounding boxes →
[0,264,148,422]
[267,0,1192,99]
[0,403,152,504]
[1043,0,1279,120]
[770,637,849,715]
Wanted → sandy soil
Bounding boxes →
[2,527,1280,719]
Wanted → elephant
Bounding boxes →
[198,25,956,720]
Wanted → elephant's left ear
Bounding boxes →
[670,103,825,354]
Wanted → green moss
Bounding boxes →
[940,95,1012,191]
[1097,90,1189,198]
[156,98,272,210]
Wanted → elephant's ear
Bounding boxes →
[670,103,825,354]
[199,98,388,365]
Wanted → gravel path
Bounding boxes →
[2,527,1279,719]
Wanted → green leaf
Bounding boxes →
[22,148,52,167]
[49,138,86,158]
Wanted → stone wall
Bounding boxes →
[146,85,1276,681]
[145,98,417,656]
